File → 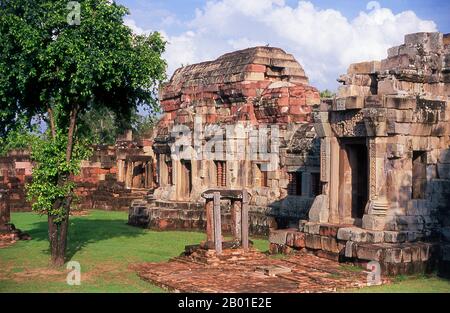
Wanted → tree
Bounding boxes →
[320,89,336,99]
[77,106,121,145]
[0,0,166,266]
[132,112,158,139]
[0,119,40,156]
[78,107,159,145]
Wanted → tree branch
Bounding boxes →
[66,104,79,163]
[47,107,56,139]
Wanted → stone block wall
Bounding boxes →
[0,188,10,231]
[269,223,437,276]
[0,135,155,212]
[310,32,450,234]
[270,32,450,274]
[129,46,322,233]
[129,199,277,236]
[0,150,33,212]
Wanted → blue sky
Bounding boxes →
[119,0,449,33]
[116,0,449,90]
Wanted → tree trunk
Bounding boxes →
[55,196,72,266]
[47,105,79,266]
[48,214,59,265]
[47,107,56,139]
[66,105,79,163]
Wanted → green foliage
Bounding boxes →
[0,120,40,156]
[0,211,270,292]
[320,89,336,98]
[1,0,166,215]
[0,0,166,138]
[26,133,92,220]
[78,107,159,145]
[78,106,120,145]
[133,113,158,139]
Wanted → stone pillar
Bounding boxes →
[320,137,331,187]
[117,159,123,182]
[363,137,389,230]
[241,190,249,252]
[0,189,10,231]
[309,137,331,223]
[213,192,222,254]
[125,161,133,189]
[231,200,242,241]
[328,137,340,223]
[205,199,214,243]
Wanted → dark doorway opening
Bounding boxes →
[338,139,368,223]
[348,144,368,219]
[181,160,192,197]
[287,172,302,196]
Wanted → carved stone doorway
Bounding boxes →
[125,156,153,189]
[180,160,192,199]
[338,139,368,225]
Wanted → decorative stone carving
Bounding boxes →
[363,108,388,137]
[320,138,330,182]
[368,139,377,201]
[366,197,389,216]
[330,110,367,137]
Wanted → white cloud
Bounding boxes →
[124,18,151,35]
[126,0,437,90]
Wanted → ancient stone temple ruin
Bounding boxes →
[0,131,156,213]
[270,32,450,275]
[0,173,30,244]
[128,47,321,235]
[177,189,268,265]
[0,188,10,231]
[73,130,156,211]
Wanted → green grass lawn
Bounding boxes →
[0,210,268,292]
[1,210,449,293]
[353,274,450,293]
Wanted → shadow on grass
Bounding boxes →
[26,217,147,262]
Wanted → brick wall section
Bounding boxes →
[0,150,33,212]
[270,32,450,274]
[159,47,319,126]
[0,136,154,212]
[0,187,10,230]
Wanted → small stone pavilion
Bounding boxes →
[270,32,450,275]
[129,47,321,235]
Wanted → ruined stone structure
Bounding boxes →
[73,131,156,211]
[0,165,31,243]
[175,189,269,266]
[128,47,321,235]
[0,188,10,231]
[0,131,156,212]
[270,32,450,275]
[0,150,33,212]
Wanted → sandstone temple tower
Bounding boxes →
[270,32,450,275]
[129,47,321,235]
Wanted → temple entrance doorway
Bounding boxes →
[125,156,153,189]
[180,160,192,199]
[338,139,368,225]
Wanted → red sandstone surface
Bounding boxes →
[136,251,379,293]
